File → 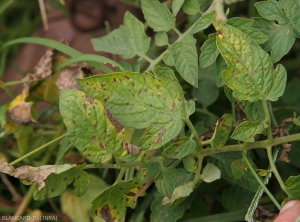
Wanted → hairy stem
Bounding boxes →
[184,118,202,149]
[242,151,281,210]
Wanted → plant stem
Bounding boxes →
[262,100,273,140]
[115,168,126,184]
[184,118,201,149]
[242,152,281,210]
[266,146,286,191]
[12,184,36,220]
[10,133,67,166]
[212,0,227,22]
[193,156,203,188]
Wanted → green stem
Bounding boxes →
[115,168,126,184]
[242,151,281,210]
[184,118,201,149]
[231,101,236,125]
[212,0,227,22]
[267,101,278,126]
[10,133,67,166]
[266,146,286,191]
[262,100,273,140]
[13,184,36,218]
[193,156,203,188]
[4,79,42,86]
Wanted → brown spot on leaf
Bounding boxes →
[124,75,130,80]
[100,205,114,222]
[105,109,123,132]
[72,120,76,125]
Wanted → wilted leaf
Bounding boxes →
[77,72,189,150]
[91,180,143,221]
[201,163,221,183]
[59,89,124,163]
[155,167,177,198]
[162,137,197,159]
[0,162,75,190]
[214,21,287,102]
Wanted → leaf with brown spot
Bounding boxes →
[162,137,197,159]
[59,89,124,163]
[91,179,143,221]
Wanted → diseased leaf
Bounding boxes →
[238,100,265,122]
[172,0,185,16]
[280,0,300,32]
[227,17,269,44]
[231,158,247,179]
[154,66,177,82]
[91,12,150,59]
[141,0,175,32]
[182,0,200,15]
[0,162,75,191]
[211,114,233,150]
[216,55,227,87]
[155,32,169,46]
[214,21,287,102]
[59,89,124,163]
[201,163,221,183]
[77,72,189,150]
[170,35,198,87]
[33,167,82,200]
[91,179,143,221]
[162,137,197,159]
[199,34,219,69]
[192,12,215,34]
[155,167,177,198]
[285,175,300,199]
[74,171,91,197]
[255,0,289,25]
[230,121,267,142]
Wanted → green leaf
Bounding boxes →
[163,51,175,66]
[91,180,143,220]
[172,0,185,16]
[192,12,215,34]
[280,0,300,32]
[183,155,196,173]
[141,0,175,32]
[199,34,219,69]
[230,121,267,142]
[201,163,221,183]
[154,66,177,82]
[227,17,269,44]
[77,72,189,150]
[91,12,150,59]
[210,152,259,192]
[182,0,200,15]
[222,185,254,212]
[74,171,91,197]
[238,100,265,122]
[231,158,247,179]
[193,78,219,107]
[282,78,300,107]
[170,34,198,87]
[255,0,289,25]
[33,167,81,200]
[285,175,300,199]
[155,32,169,46]
[214,21,287,102]
[252,17,296,63]
[211,114,233,150]
[155,167,177,198]
[59,89,124,163]
[162,137,197,159]
[151,191,195,222]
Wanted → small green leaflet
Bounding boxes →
[285,175,300,199]
[231,121,267,142]
[77,72,190,150]
[161,137,197,159]
[155,167,177,198]
[74,170,91,197]
[59,89,124,163]
[172,0,185,16]
[231,158,247,179]
[170,34,198,87]
[183,156,196,173]
[91,179,143,221]
[155,32,169,46]
[91,11,150,59]
[182,0,200,15]
[141,0,175,32]
[199,34,219,69]
[211,114,233,150]
[192,12,215,34]
[214,21,287,102]
[162,181,194,205]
